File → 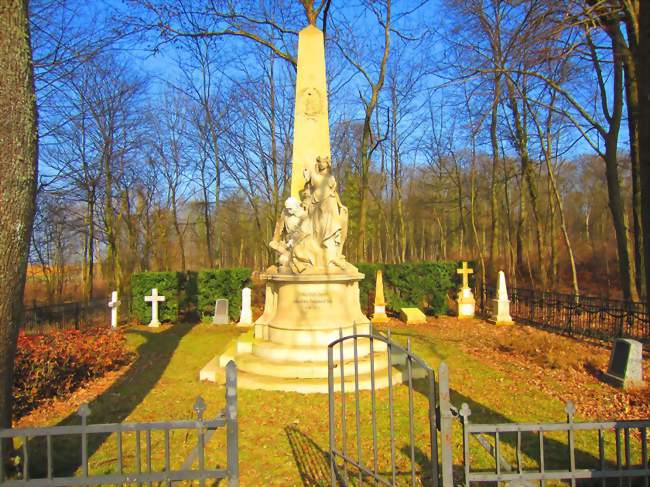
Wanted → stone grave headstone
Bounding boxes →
[237,287,253,327]
[605,338,644,389]
[213,299,229,325]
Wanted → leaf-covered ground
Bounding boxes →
[14,317,650,485]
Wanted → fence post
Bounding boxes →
[438,362,453,487]
[459,404,471,487]
[225,360,239,487]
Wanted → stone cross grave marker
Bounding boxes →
[237,288,253,327]
[605,338,644,389]
[108,291,121,328]
[457,261,474,289]
[213,299,229,325]
[144,288,165,328]
[456,262,475,319]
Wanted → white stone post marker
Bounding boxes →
[456,262,475,319]
[144,288,166,328]
[108,291,121,328]
[491,271,513,325]
[237,287,253,327]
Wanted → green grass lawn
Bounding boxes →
[16,320,647,485]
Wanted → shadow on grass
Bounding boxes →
[25,319,196,477]
[285,425,334,486]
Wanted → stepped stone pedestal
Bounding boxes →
[199,271,411,393]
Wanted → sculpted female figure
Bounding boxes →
[302,156,350,270]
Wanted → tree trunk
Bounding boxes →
[0,0,38,451]
[638,0,650,314]
[488,77,501,281]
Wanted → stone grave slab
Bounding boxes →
[212,299,229,325]
[400,307,426,325]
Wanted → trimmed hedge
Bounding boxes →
[357,261,476,316]
[14,328,134,418]
[197,268,252,320]
[131,271,182,323]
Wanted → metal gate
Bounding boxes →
[327,326,454,486]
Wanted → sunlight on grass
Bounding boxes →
[19,321,645,485]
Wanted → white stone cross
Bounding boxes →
[108,291,121,329]
[144,288,166,327]
[456,261,474,289]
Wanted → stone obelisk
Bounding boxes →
[200,23,413,393]
[290,25,331,198]
[372,270,389,324]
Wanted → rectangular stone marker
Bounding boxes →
[213,299,229,325]
[400,307,427,325]
[605,338,644,389]
[237,287,253,327]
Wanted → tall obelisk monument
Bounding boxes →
[290,25,331,198]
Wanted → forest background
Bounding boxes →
[28,0,648,305]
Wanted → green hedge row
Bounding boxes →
[357,261,475,316]
[130,268,251,324]
[197,268,252,320]
[131,262,471,323]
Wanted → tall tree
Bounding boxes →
[638,0,650,314]
[0,0,39,451]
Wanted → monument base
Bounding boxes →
[457,288,475,319]
[199,271,412,393]
[488,298,514,325]
[371,304,389,324]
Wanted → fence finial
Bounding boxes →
[77,403,91,418]
[565,401,576,421]
[459,403,471,421]
[193,396,207,420]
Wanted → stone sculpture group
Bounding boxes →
[269,155,352,274]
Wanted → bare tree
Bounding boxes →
[0,0,39,456]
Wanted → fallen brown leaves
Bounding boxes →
[388,316,650,421]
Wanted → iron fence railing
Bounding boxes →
[0,361,239,486]
[459,401,650,486]
[22,298,108,333]
[479,286,650,341]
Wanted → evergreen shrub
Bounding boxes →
[197,268,252,320]
[130,271,181,323]
[357,261,475,316]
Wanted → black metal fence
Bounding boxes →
[479,286,650,341]
[22,298,108,334]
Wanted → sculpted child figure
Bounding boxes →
[269,196,322,273]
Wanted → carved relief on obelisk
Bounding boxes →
[290,25,331,198]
